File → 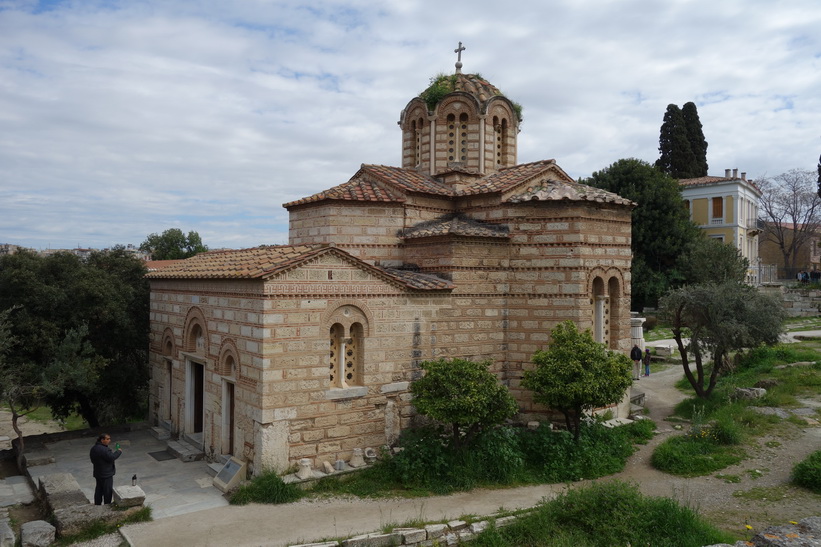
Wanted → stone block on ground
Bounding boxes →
[37,473,87,512]
[425,523,448,539]
[53,503,142,536]
[341,532,400,547]
[393,527,426,543]
[23,449,55,468]
[0,521,14,547]
[734,387,766,400]
[20,520,55,547]
[653,344,674,357]
[113,484,145,508]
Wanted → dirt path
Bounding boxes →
[613,365,821,536]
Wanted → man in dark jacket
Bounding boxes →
[630,344,642,381]
[90,433,122,505]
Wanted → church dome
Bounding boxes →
[399,47,522,177]
[419,73,522,121]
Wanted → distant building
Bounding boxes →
[679,168,762,283]
[0,244,28,256]
[758,222,821,280]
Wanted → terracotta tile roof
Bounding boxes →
[462,160,563,194]
[401,214,510,239]
[679,175,762,193]
[144,259,184,271]
[361,164,453,195]
[378,267,455,290]
[144,245,454,292]
[283,174,406,207]
[506,178,634,206]
[679,175,733,186]
[144,245,326,279]
[284,160,632,208]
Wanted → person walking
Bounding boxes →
[90,433,122,505]
[643,348,652,377]
[630,344,642,380]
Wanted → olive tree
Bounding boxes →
[661,282,784,398]
[523,321,632,442]
[411,358,518,449]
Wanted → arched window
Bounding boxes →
[607,277,621,349]
[459,113,468,162]
[414,117,424,166]
[324,304,370,389]
[329,323,342,386]
[592,277,607,344]
[329,322,363,388]
[447,114,456,161]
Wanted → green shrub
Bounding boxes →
[519,422,639,482]
[792,450,821,493]
[230,470,303,505]
[460,426,524,484]
[387,426,454,492]
[651,435,745,476]
[472,481,732,547]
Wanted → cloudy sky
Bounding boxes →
[1,0,820,251]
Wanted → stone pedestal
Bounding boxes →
[113,485,146,508]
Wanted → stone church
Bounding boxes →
[145,55,634,474]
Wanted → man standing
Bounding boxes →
[630,344,642,381]
[90,433,122,505]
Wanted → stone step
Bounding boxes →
[166,439,205,462]
[206,462,223,477]
[149,427,170,441]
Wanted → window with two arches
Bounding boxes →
[328,322,364,388]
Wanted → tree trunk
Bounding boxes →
[572,407,582,443]
[9,403,26,474]
[77,394,100,429]
[673,331,706,398]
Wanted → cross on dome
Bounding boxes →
[454,41,465,73]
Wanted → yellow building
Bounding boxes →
[679,169,762,283]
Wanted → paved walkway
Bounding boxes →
[14,429,228,520]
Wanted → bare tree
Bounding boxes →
[758,169,821,276]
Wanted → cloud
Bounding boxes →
[1,0,821,249]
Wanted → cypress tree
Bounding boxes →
[655,104,697,178]
[682,102,708,177]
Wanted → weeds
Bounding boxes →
[230,470,303,505]
[469,481,733,547]
[54,506,151,546]
[792,450,821,493]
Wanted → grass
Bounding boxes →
[2,404,87,431]
[652,341,821,477]
[230,470,303,505]
[732,485,790,502]
[652,434,745,477]
[792,450,821,493]
[468,481,733,547]
[54,506,151,546]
